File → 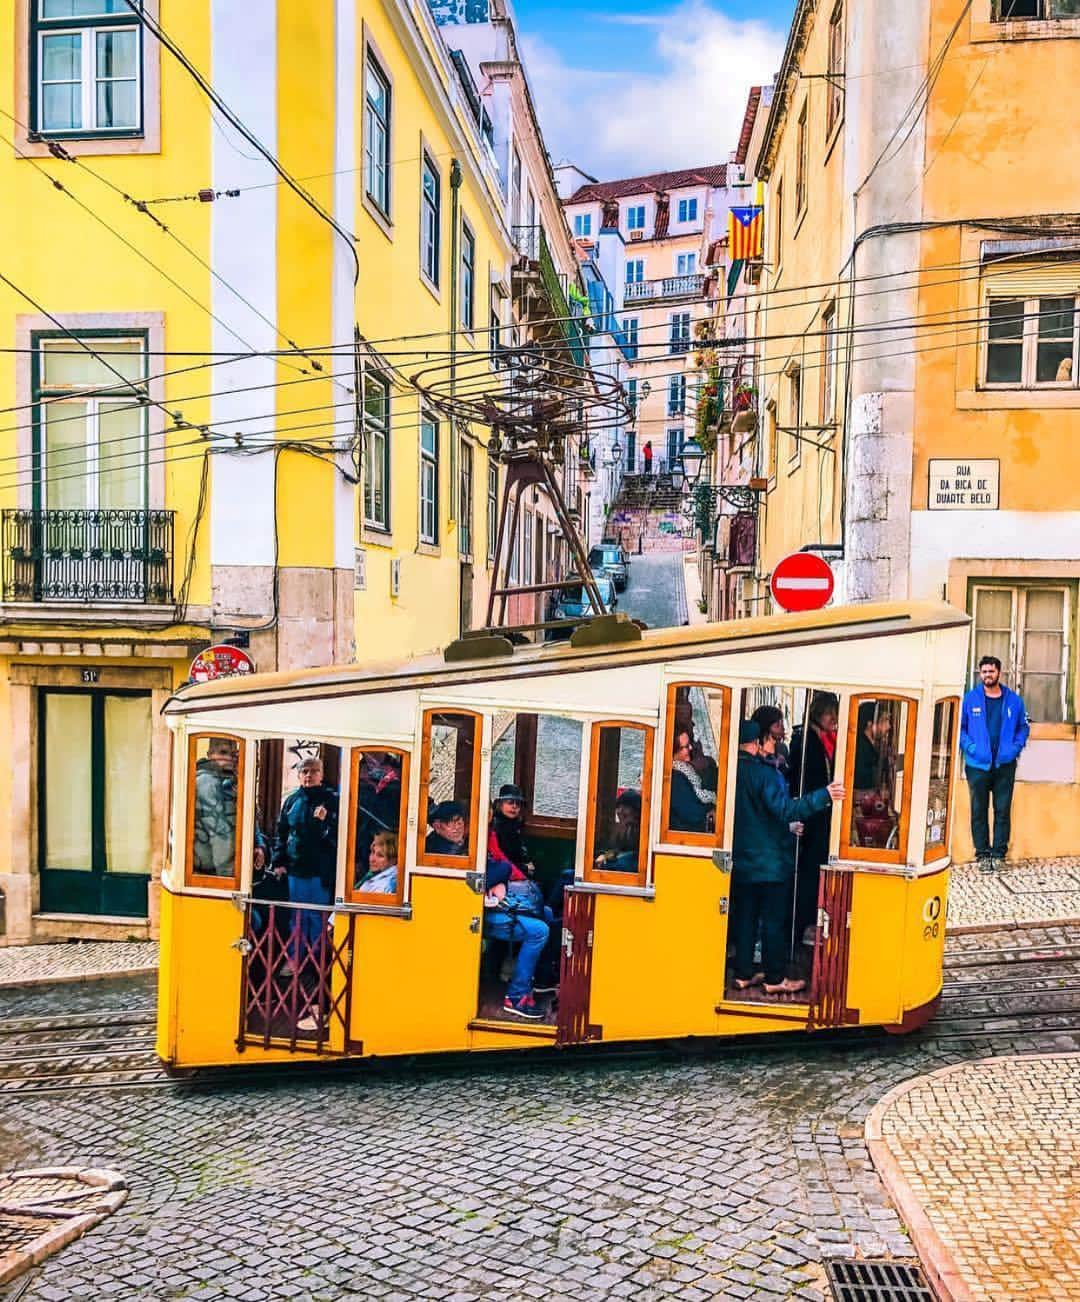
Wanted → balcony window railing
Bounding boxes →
[625,275,706,304]
[512,225,586,368]
[2,508,175,604]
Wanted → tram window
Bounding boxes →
[662,684,730,844]
[418,710,481,867]
[347,748,409,903]
[842,695,918,863]
[585,722,654,887]
[491,713,584,819]
[186,733,244,887]
[925,699,958,863]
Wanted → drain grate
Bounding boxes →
[826,1259,937,1301]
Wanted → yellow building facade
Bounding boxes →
[0,0,577,944]
[731,0,1080,860]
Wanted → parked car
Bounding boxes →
[546,574,617,640]
[587,543,629,591]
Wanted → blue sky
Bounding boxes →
[512,0,794,180]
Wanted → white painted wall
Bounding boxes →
[909,510,1080,599]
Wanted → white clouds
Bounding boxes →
[522,0,785,179]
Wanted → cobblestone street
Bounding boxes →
[1,959,1076,1301]
[618,552,689,631]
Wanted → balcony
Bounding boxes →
[512,225,587,368]
[2,509,175,605]
[625,274,705,304]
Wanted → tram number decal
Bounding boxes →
[922,895,942,941]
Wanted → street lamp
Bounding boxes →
[611,437,623,463]
[679,435,706,487]
[670,458,685,493]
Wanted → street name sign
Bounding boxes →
[928,459,999,510]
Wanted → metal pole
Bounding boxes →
[541,459,605,614]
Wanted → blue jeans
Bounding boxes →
[287,874,332,962]
[485,906,552,1002]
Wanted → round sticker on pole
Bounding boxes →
[770,552,835,613]
[190,644,255,684]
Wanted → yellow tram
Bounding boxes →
[156,600,968,1068]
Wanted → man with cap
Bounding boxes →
[732,719,845,996]
[425,801,468,856]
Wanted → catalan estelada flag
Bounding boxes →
[728,205,764,261]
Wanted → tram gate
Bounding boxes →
[236,902,360,1056]
[557,890,602,1046]
[808,869,858,1031]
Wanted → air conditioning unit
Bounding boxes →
[390,558,401,598]
[630,230,644,242]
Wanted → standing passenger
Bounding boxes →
[961,655,1030,873]
[732,720,844,996]
[271,757,339,965]
[788,693,839,950]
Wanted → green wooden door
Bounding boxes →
[38,688,151,917]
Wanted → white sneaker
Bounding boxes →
[296,1013,321,1033]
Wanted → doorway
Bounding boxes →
[37,688,152,916]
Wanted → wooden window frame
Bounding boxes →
[362,368,391,532]
[415,708,483,870]
[583,719,655,889]
[970,581,1072,723]
[345,746,411,906]
[795,100,808,216]
[925,697,959,865]
[419,410,439,547]
[659,683,732,849]
[826,2,844,137]
[184,730,245,890]
[838,694,919,866]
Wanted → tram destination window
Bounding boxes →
[585,722,654,887]
[842,696,917,864]
[926,699,958,863]
[348,748,409,904]
[418,710,481,867]
[662,684,730,845]
[187,733,244,888]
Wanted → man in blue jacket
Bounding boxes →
[960,655,1030,873]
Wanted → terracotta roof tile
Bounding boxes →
[567,163,728,205]
[734,88,763,166]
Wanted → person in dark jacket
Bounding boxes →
[751,705,790,778]
[425,801,468,856]
[960,655,1030,872]
[788,692,839,951]
[669,729,717,833]
[271,757,340,964]
[489,784,535,874]
[732,719,845,995]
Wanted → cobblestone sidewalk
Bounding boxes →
[0,942,158,990]
[947,857,1080,931]
[866,1054,1080,1302]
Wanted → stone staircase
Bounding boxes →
[604,473,694,554]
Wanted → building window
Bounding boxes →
[420,153,440,287]
[666,428,685,466]
[827,2,844,134]
[522,509,534,585]
[971,583,1071,722]
[623,318,639,360]
[993,0,1080,17]
[821,302,837,424]
[34,333,149,509]
[670,311,691,354]
[765,400,779,480]
[667,374,686,416]
[795,102,808,215]
[677,198,698,223]
[419,413,439,546]
[363,370,390,530]
[627,376,638,419]
[676,252,697,277]
[574,213,592,237]
[774,180,784,267]
[626,204,646,231]
[460,221,476,332]
[984,296,1079,388]
[32,0,142,136]
[364,54,391,216]
[511,146,522,227]
[459,438,473,558]
[787,365,802,462]
[626,259,645,285]
[486,460,498,563]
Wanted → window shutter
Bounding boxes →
[982,262,1080,298]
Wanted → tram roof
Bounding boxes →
[164,600,969,718]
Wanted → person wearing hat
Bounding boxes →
[594,788,643,873]
[731,719,845,996]
[488,783,535,876]
[425,801,468,856]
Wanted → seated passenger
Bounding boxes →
[483,847,552,1020]
[355,831,398,895]
[852,703,898,848]
[425,801,468,856]
[594,789,642,872]
[669,730,717,833]
[488,783,536,876]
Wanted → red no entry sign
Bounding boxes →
[770,552,835,613]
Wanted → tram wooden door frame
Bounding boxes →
[808,868,858,1030]
[557,889,603,1045]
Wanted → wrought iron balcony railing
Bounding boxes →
[625,274,706,304]
[2,508,175,604]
